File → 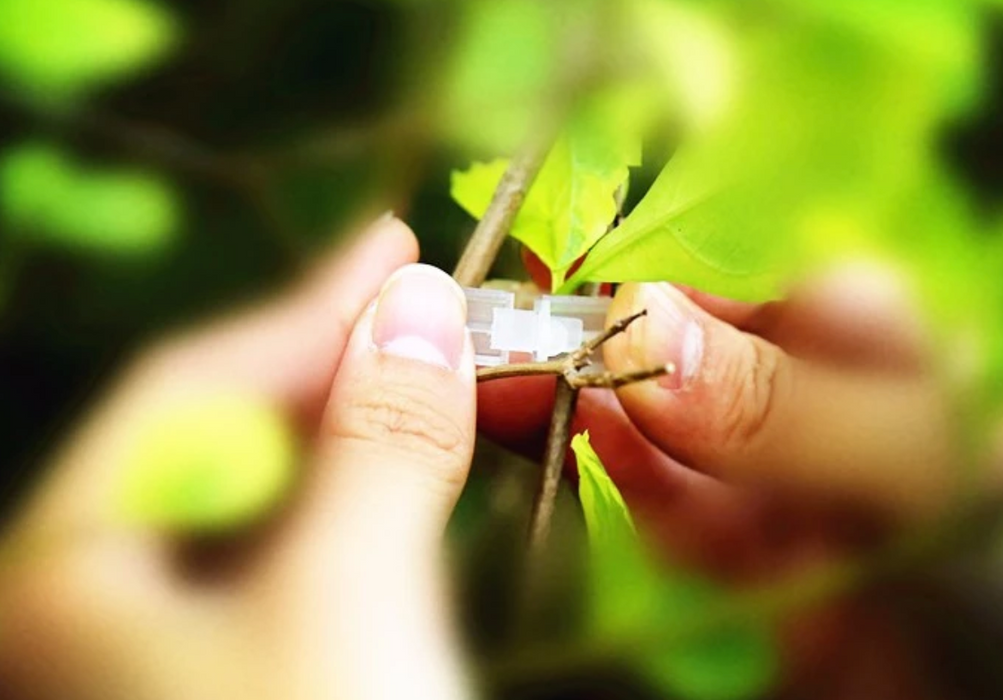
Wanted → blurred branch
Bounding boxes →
[0,91,307,269]
[0,91,229,179]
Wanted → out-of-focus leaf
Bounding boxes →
[119,394,296,531]
[574,431,660,634]
[629,0,737,131]
[440,0,559,153]
[780,0,982,114]
[561,2,985,300]
[0,143,69,227]
[452,96,640,289]
[47,172,178,254]
[0,0,178,98]
[572,432,778,700]
[0,142,180,256]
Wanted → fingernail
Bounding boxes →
[372,264,467,370]
[632,283,704,390]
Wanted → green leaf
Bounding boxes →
[0,142,180,257]
[451,96,640,289]
[573,432,778,700]
[561,2,984,301]
[559,136,791,301]
[0,0,179,98]
[574,430,637,550]
[119,393,297,532]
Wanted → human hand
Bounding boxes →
[479,263,1000,694]
[0,216,476,700]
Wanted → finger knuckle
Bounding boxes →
[716,337,783,454]
[334,381,469,467]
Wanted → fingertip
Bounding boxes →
[371,212,421,262]
[306,213,419,289]
[603,282,706,391]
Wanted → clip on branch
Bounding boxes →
[471,304,671,561]
[475,307,672,389]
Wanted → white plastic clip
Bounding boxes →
[463,287,611,366]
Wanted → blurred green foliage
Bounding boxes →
[1,0,1003,697]
[574,433,778,700]
[0,0,178,99]
[118,393,296,531]
[441,0,561,154]
[0,142,178,256]
[451,0,1003,432]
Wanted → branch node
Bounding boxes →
[570,308,647,368]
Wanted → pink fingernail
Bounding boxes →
[632,284,704,390]
[372,264,467,370]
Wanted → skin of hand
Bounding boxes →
[0,213,995,700]
[478,257,1001,697]
[0,216,478,700]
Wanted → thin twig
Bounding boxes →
[477,360,567,382]
[452,139,551,287]
[526,379,579,553]
[569,363,674,390]
[477,309,653,386]
[517,308,655,562]
[570,309,647,367]
[476,358,670,389]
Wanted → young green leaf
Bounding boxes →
[0,0,179,99]
[572,432,778,700]
[558,136,791,301]
[119,393,297,532]
[451,96,640,289]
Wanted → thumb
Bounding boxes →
[603,282,956,517]
[262,263,476,700]
[314,262,476,541]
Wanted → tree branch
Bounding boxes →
[570,309,647,367]
[493,307,656,562]
[526,379,579,554]
[452,138,550,287]
[476,360,568,382]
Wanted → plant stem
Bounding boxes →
[477,360,568,382]
[571,309,647,367]
[521,308,651,557]
[452,139,550,287]
[526,379,580,553]
[568,363,673,390]
[476,359,672,389]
